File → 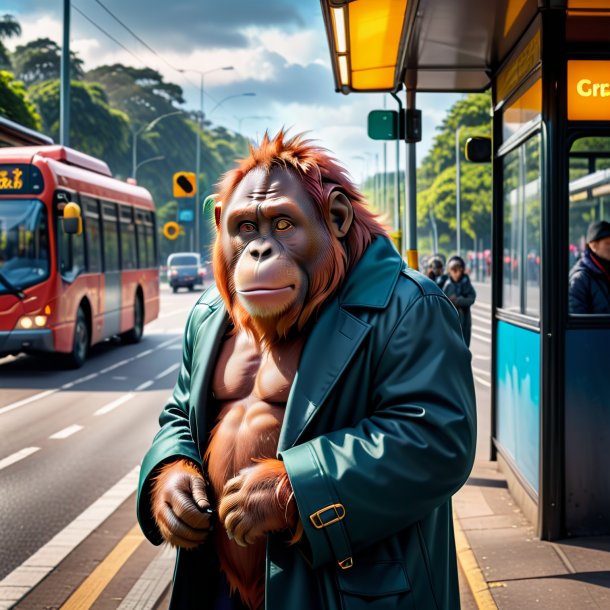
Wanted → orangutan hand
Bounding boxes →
[150,459,214,549]
[218,459,298,547]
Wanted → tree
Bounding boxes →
[0,70,41,129]
[29,79,129,164]
[417,91,493,256]
[13,38,84,85]
[0,14,21,70]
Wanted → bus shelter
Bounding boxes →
[319,0,610,540]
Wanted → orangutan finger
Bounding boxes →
[172,489,213,530]
[190,476,211,511]
[160,504,209,545]
[222,475,246,498]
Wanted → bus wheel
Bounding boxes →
[65,308,89,368]
[122,295,144,344]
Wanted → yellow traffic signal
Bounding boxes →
[173,172,197,198]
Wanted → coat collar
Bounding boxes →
[278,236,403,450]
[191,237,404,453]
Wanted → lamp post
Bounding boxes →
[134,155,164,180]
[235,115,272,135]
[131,110,183,180]
[178,66,234,254]
[209,93,256,116]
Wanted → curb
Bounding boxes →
[453,512,498,610]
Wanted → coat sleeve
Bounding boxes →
[280,294,476,569]
[136,303,210,545]
[568,269,591,314]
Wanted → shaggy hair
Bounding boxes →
[212,130,387,343]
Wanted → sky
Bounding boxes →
[3,0,462,182]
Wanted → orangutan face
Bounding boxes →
[221,167,327,320]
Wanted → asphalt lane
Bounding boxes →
[0,284,200,581]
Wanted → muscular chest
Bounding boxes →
[205,331,304,491]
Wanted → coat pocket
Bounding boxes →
[336,561,414,610]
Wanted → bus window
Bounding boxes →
[119,205,137,270]
[501,134,541,317]
[58,204,85,278]
[135,210,148,268]
[568,136,610,315]
[101,202,119,272]
[0,199,50,293]
[144,211,155,267]
[82,196,101,273]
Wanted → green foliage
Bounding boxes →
[417,91,493,255]
[13,38,84,85]
[0,70,41,129]
[0,14,22,71]
[28,79,129,161]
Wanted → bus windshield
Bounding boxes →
[0,199,49,294]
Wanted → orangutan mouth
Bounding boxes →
[237,286,295,296]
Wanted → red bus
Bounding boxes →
[0,145,159,367]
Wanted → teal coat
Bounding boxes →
[137,237,476,610]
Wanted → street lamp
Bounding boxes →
[209,93,256,116]
[235,114,272,134]
[134,155,165,180]
[178,66,234,254]
[131,110,183,179]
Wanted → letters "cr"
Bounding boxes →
[576,79,610,97]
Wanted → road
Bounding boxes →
[0,280,492,609]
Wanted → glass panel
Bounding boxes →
[502,79,542,143]
[102,202,119,272]
[0,199,49,293]
[119,206,137,270]
[568,136,610,314]
[136,210,148,269]
[83,197,101,273]
[501,133,541,316]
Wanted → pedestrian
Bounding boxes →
[443,255,477,347]
[569,220,610,314]
[426,255,448,287]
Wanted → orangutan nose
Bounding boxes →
[249,241,274,262]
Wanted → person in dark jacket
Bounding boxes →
[569,220,610,314]
[443,256,477,346]
[426,255,448,287]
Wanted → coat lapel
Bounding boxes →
[277,302,371,451]
[277,237,403,452]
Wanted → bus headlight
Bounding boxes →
[16,315,48,329]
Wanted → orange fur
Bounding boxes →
[212,130,388,344]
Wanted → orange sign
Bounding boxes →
[568,60,610,120]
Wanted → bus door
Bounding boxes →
[101,201,121,337]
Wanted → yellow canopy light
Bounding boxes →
[324,0,409,93]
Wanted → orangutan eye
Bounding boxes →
[275,219,293,231]
[239,222,257,234]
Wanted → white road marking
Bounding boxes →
[135,380,154,391]
[155,363,180,380]
[472,366,491,377]
[0,447,40,472]
[94,393,135,416]
[0,390,57,417]
[473,354,491,361]
[157,307,192,319]
[471,312,491,324]
[0,466,139,608]
[472,324,491,335]
[474,375,491,387]
[167,345,182,350]
[0,337,181,418]
[49,424,83,439]
[116,545,175,610]
[473,301,491,310]
[472,332,492,344]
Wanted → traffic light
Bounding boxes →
[173,172,197,197]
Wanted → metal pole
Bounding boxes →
[383,95,388,219]
[60,0,71,146]
[195,73,203,255]
[390,92,402,254]
[455,126,461,257]
[131,129,137,179]
[405,89,418,269]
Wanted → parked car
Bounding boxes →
[166,252,206,292]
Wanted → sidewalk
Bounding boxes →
[454,460,610,609]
